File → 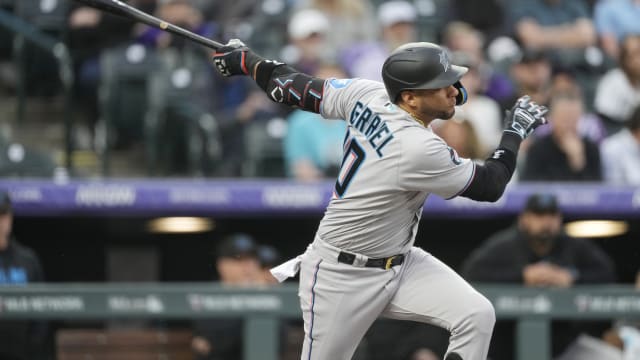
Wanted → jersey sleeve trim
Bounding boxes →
[319,80,330,118]
[445,161,476,200]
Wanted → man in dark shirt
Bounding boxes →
[462,193,614,284]
[191,234,263,360]
[0,191,47,359]
[461,193,615,359]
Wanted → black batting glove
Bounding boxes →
[503,95,548,140]
[212,39,265,78]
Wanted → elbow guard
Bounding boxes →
[254,61,325,113]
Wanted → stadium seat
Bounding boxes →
[145,46,222,176]
[0,135,57,177]
[98,43,161,147]
[242,117,287,178]
[96,43,161,174]
[0,0,15,60]
[13,0,69,96]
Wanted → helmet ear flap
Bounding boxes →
[454,81,468,105]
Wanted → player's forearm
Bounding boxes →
[257,64,326,114]
[213,41,326,114]
[460,132,521,202]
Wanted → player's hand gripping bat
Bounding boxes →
[71,0,223,50]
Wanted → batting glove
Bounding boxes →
[212,39,264,77]
[503,95,548,140]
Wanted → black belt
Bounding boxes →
[337,251,404,270]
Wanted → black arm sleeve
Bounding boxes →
[461,132,522,202]
[252,60,326,113]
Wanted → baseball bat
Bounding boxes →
[72,0,224,50]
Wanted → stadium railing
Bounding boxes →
[0,283,638,360]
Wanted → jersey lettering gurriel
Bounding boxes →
[316,78,475,257]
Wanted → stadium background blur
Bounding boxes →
[0,0,639,359]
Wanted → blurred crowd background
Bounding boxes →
[0,0,640,359]
[0,0,638,183]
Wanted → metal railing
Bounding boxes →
[0,283,638,360]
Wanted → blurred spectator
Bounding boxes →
[284,63,347,181]
[534,68,608,143]
[257,244,281,285]
[593,0,640,60]
[191,233,263,360]
[281,8,331,75]
[521,92,602,181]
[501,49,553,111]
[461,193,616,359]
[135,0,217,50]
[340,0,418,80]
[594,34,640,134]
[432,116,483,161]
[601,105,640,185]
[450,51,503,155]
[192,0,259,36]
[375,1,418,53]
[0,191,48,360]
[451,0,506,40]
[212,233,263,286]
[299,0,377,53]
[442,21,485,68]
[508,0,597,69]
[462,193,615,285]
[442,21,513,108]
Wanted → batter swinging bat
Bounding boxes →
[72,0,224,50]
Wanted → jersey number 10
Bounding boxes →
[334,137,365,198]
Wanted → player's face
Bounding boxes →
[411,85,459,121]
[519,211,563,247]
[216,256,262,285]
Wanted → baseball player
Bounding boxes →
[213,40,547,360]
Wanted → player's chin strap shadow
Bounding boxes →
[445,352,463,360]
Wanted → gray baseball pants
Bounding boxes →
[297,238,495,360]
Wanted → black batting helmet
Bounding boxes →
[382,42,468,104]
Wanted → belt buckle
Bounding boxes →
[384,255,397,270]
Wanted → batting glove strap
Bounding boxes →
[213,39,266,77]
[503,95,548,140]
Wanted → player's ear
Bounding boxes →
[399,90,417,107]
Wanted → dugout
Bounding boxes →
[1,179,639,360]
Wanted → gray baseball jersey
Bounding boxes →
[274,78,495,360]
[317,78,474,257]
